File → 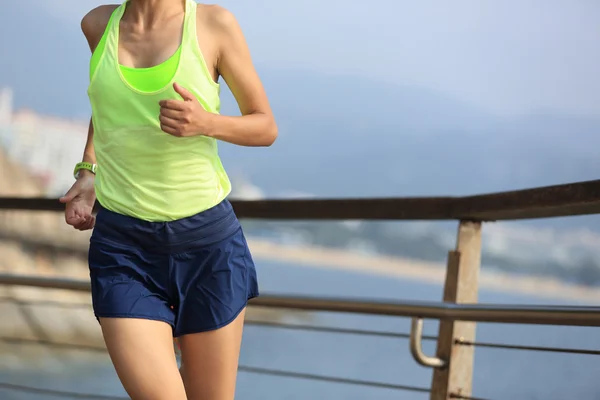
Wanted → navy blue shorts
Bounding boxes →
[88,199,259,337]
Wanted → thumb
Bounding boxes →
[173,82,195,101]
[59,186,78,203]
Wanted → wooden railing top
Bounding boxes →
[1,179,600,221]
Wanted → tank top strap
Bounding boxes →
[103,2,127,64]
[181,0,198,50]
[181,0,218,87]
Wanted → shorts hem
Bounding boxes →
[174,292,260,338]
[94,313,175,329]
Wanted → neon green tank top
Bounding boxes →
[87,0,231,222]
[90,7,182,92]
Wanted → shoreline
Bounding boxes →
[246,238,600,303]
[3,234,600,304]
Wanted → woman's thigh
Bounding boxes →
[100,317,187,400]
[178,309,246,400]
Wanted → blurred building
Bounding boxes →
[0,87,87,196]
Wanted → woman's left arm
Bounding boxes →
[160,7,277,146]
[201,7,278,147]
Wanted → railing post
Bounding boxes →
[430,220,482,400]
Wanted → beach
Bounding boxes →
[247,238,600,303]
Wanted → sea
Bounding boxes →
[1,258,599,400]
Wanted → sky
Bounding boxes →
[36,0,600,118]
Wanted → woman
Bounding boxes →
[59,0,277,398]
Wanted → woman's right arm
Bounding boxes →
[78,5,117,170]
[60,6,116,230]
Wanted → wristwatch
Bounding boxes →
[73,162,97,179]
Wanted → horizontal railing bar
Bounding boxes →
[13,320,597,358]
[238,365,430,392]
[0,297,91,309]
[0,274,91,291]
[1,336,427,393]
[456,339,600,356]
[0,336,106,352]
[245,319,420,339]
[0,295,417,339]
[449,393,492,400]
[3,274,600,326]
[252,297,600,326]
[3,179,600,221]
[0,382,128,399]
[9,318,596,360]
[0,297,415,339]
[0,296,425,340]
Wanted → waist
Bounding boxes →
[93,127,231,221]
[91,199,240,254]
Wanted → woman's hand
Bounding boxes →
[159,7,277,147]
[59,171,97,231]
[158,83,213,138]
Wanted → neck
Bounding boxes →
[125,0,185,27]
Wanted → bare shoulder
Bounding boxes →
[81,4,119,51]
[196,4,241,34]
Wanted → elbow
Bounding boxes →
[260,118,278,147]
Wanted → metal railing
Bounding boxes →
[2,274,600,400]
[3,179,600,399]
[3,274,600,327]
